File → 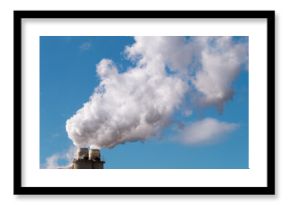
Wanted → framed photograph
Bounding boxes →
[14,10,275,195]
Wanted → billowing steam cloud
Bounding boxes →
[192,37,248,111]
[66,58,187,148]
[66,36,248,148]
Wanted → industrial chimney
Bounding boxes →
[71,147,105,169]
[78,148,89,160]
[89,148,100,161]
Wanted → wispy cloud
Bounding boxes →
[80,42,92,51]
[43,146,76,169]
[178,118,239,145]
[51,133,60,138]
[45,154,61,169]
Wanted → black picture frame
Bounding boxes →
[14,10,275,195]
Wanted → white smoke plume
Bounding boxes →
[66,58,187,148]
[66,36,247,149]
[192,37,248,111]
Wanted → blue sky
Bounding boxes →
[40,36,248,169]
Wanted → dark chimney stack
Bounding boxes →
[72,148,105,169]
